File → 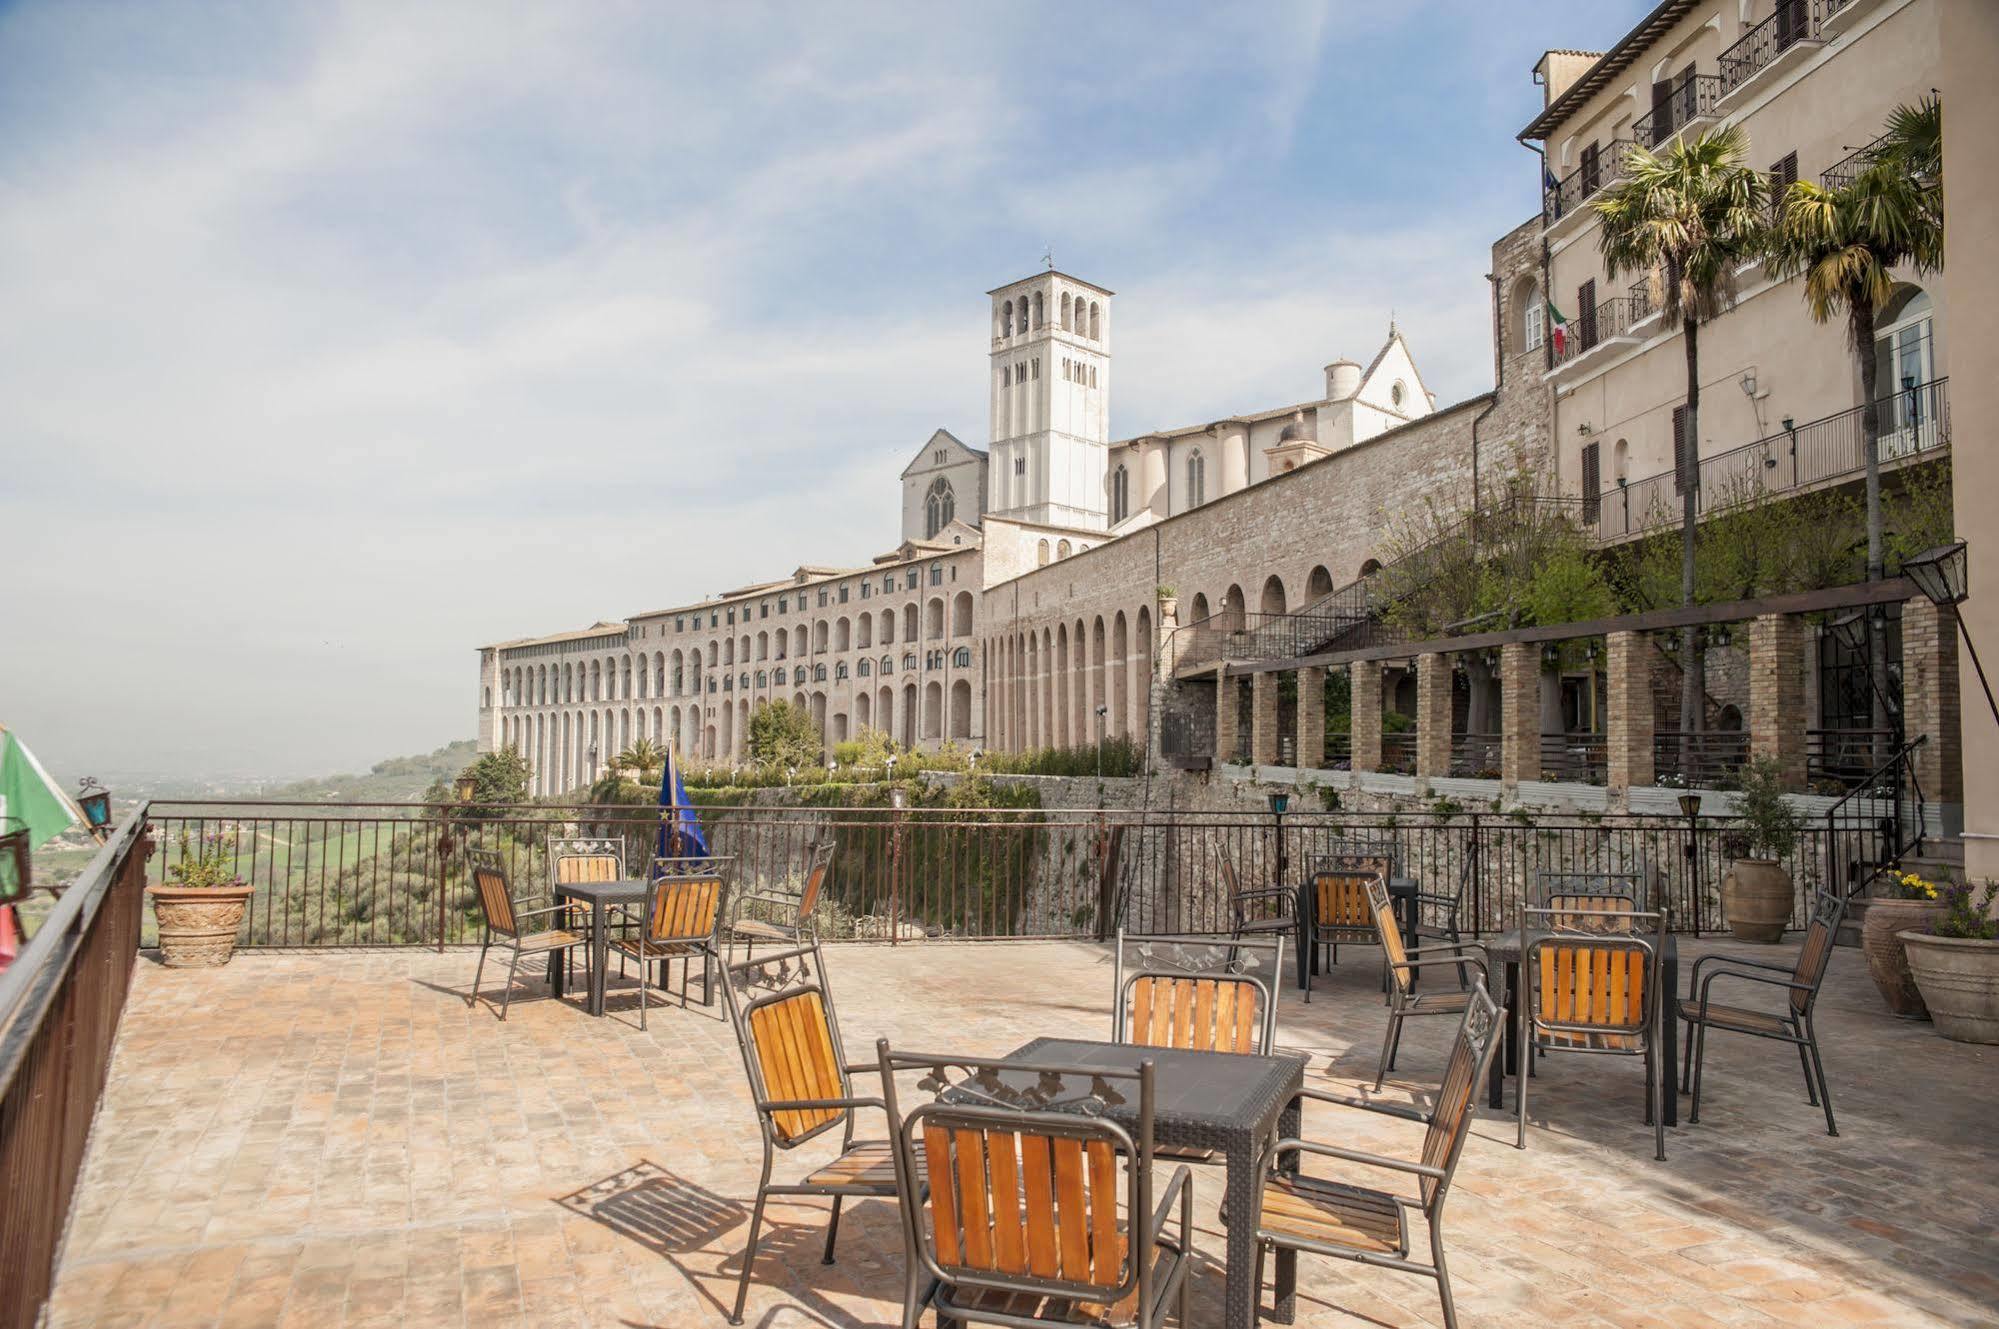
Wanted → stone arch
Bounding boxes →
[1260,575,1287,617]
[1307,565,1334,600]
[902,602,919,642]
[951,591,973,637]
[856,614,873,649]
[835,617,851,652]
[924,597,944,639]
[924,680,944,740]
[1190,592,1211,622]
[950,678,972,739]
[1222,584,1246,632]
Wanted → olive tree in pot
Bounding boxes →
[147,830,255,967]
[1719,757,1806,943]
[1903,881,1999,1044]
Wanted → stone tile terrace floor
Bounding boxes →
[46,936,1999,1329]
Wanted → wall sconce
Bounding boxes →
[75,777,112,831]
[1737,370,1757,398]
[1541,642,1562,668]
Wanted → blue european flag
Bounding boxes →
[654,745,709,868]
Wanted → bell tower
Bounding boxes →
[986,269,1113,530]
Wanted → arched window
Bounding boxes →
[925,476,955,538]
[880,654,894,674]
[1089,301,1100,339]
[1032,291,1044,326]
[953,646,972,668]
[1110,464,1130,524]
[1037,539,1050,567]
[1187,449,1206,507]
[1061,292,1073,330]
[1057,539,1072,558]
[1521,280,1544,353]
[1002,298,1013,337]
[858,658,872,677]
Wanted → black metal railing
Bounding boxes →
[1591,378,1950,540]
[1824,735,1926,900]
[1653,729,1752,789]
[1,813,149,1328]
[1807,727,1901,791]
[1448,733,1504,779]
[1628,276,1656,322]
[1381,732,1418,775]
[1550,294,1642,367]
[1542,138,1638,225]
[1635,72,1724,146]
[134,800,1846,949]
[1720,0,1822,98]
[1539,732,1608,785]
[1821,130,1889,191]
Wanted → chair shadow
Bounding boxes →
[556,1160,896,1327]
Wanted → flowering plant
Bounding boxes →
[1880,870,1944,902]
[165,830,244,889]
[1933,880,1999,942]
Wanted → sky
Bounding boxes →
[0,0,1654,782]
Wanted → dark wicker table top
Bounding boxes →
[554,878,649,905]
[1482,927,1681,963]
[1004,1037,1304,1146]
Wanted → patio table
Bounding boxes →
[554,878,649,1017]
[1480,927,1679,1125]
[998,1036,1307,1329]
[1293,875,1419,994]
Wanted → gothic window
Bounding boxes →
[1187,449,1207,507]
[1057,539,1072,558]
[881,655,894,674]
[1033,291,1044,326]
[1002,299,1013,336]
[1037,539,1050,567]
[1089,301,1100,339]
[858,658,872,677]
[904,652,918,672]
[925,477,955,538]
[1111,464,1129,524]
[953,647,972,667]
[1061,292,1072,330]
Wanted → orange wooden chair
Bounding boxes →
[608,868,727,1027]
[466,850,588,1021]
[1113,929,1279,1057]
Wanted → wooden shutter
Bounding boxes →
[1581,442,1601,523]
[1650,78,1673,145]
[1672,405,1695,494]
[1580,141,1601,196]
[1577,279,1597,351]
[1770,151,1798,218]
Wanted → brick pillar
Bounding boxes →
[1250,672,1280,765]
[1749,613,1807,791]
[1350,663,1382,772]
[1297,666,1327,770]
[1416,652,1452,779]
[1500,642,1541,786]
[1214,673,1241,763]
[1606,631,1654,792]
[1903,598,1964,804]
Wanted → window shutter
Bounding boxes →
[1672,405,1695,494]
[1650,79,1672,146]
[1580,140,1600,195]
[1577,279,1597,351]
[1769,150,1797,218]
[1581,442,1601,522]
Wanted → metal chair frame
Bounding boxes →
[720,940,903,1326]
[1530,870,1649,931]
[1368,877,1490,1089]
[1250,983,1503,1329]
[608,866,729,1028]
[1516,905,1668,1160]
[1680,889,1845,1136]
[1222,856,1296,1002]
[1113,929,1281,1057]
[466,849,589,1021]
[878,1044,1191,1329]
[728,839,836,955]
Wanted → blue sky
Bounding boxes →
[0,0,1653,779]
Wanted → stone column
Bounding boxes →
[1214,673,1241,764]
[1250,672,1280,766]
[1606,630,1655,792]
[1350,663,1382,772]
[1902,598,1964,805]
[1500,642,1541,786]
[1298,666,1327,770]
[1416,652,1452,779]
[1748,613,1807,791]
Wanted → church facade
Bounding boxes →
[478,229,1551,796]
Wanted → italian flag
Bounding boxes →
[1546,298,1570,355]
[0,725,83,971]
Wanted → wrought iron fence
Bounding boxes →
[1591,378,1950,541]
[1634,72,1723,146]
[0,814,149,1327]
[1448,732,1503,779]
[1550,294,1641,368]
[1542,138,1638,225]
[1538,731,1608,785]
[1821,130,1889,191]
[1380,732,1417,775]
[1720,0,1822,98]
[1653,729,1751,790]
[137,800,1843,951]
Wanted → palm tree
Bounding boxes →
[612,736,667,787]
[1594,125,1770,772]
[1767,96,1943,746]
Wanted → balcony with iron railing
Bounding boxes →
[1548,294,1645,375]
[1589,378,1950,542]
[1541,138,1638,231]
[1719,0,1824,102]
[1820,131,1889,191]
[1634,72,1724,148]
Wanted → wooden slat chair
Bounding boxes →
[1221,857,1296,1000]
[1309,852,1395,999]
[728,839,836,956]
[1369,877,1491,1090]
[466,849,589,1021]
[878,1043,1192,1329]
[552,837,630,971]
[721,941,917,1326]
[1531,870,1648,932]
[608,867,728,1029]
[1516,906,1667,1160]
[1244,982,1503,1329]
[1679,888,1846,1136]
[1113,930,1279,1057]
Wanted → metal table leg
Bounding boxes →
[1659,935,1679,1127]
[1489,957,1519,1110]
[589,899,610,1016]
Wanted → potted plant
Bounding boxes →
[147,830,255,968]
[1718,757,1805,943]
[1859,871,1948,1018]
[1904,881,1999,1044]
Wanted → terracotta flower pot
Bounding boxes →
[1859,898,1945,1017]
[1720,857,1793,943]
[1902,931,1999,1044]
[147,882,254,968]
